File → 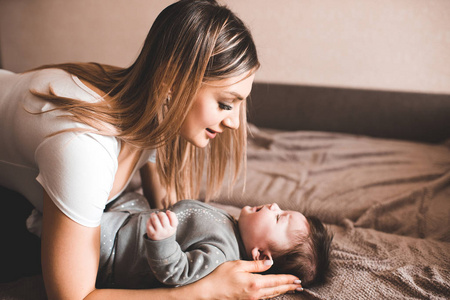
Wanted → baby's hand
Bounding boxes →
[146,210,179,241]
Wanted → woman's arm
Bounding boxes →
[87,260,301,300]
[140,162,176,209]
[41,191,99,299]
[41,192,187,300]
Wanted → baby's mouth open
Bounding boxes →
[255,205,264,212]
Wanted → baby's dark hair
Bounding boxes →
[270,216,333,287]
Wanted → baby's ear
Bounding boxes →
[251,247,261,260]
[252,248,273,262]
[261,250,273,262]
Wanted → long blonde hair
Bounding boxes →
[31,0,260,204]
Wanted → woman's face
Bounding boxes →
[180,71,255,148]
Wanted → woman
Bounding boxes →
[0,0,302,299]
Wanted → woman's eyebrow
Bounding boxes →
[224,91,244,100]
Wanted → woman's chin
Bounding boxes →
[182,136,209,148]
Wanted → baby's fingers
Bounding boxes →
[157,211,171,228]
[146,213,159,235]
[150,212,162,228]
[166,210,179,228]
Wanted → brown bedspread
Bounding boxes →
[209,124,450,299]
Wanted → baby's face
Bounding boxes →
[238,203,309,260]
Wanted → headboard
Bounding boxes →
[249,82,450,143]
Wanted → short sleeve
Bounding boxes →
[148,149,156,163]
[35,131,118,227]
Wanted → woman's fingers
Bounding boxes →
[235,260,302,298]
[254,274,301,289]
[250,273,302,298]
[236,259,274,273]
[256,281,303,299]
[199,260,302,300]
[235,260,300,286]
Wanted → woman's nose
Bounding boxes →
[222,109,240,130]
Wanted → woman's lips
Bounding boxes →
[206,128,217,139]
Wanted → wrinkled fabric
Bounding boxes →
[207,125,450,299]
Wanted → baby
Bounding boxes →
[96,198,332,290]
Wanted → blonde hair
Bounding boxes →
[30,0,259,205]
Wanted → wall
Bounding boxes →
[1,0,449,94]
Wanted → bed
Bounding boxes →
[210,124,450,299]
[206,83,450,299]
[1,82,449,299]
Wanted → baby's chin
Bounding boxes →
[237,210,245,226]
[238,206,252,219]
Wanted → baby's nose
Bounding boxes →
[269,203,280,211]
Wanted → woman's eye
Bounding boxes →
[219,102,233,111]
[276,214,280,222]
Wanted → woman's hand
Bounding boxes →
[193,260,303,300]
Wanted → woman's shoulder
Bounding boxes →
[28,68,102,103]
[26,68,68,91]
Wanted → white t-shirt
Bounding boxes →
[0,68,155,228]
